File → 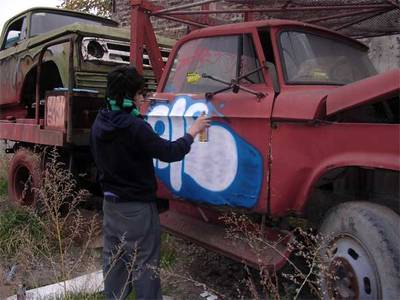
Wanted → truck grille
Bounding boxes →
[76,71,159,94]
[81,37,171,92]
[82,37,170,69]
[75,72,107,97]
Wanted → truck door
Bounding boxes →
[147,33,275,212]
[0,15,28,105]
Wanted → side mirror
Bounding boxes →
[313,97,327,122]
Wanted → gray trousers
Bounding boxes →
[103,198,162,300]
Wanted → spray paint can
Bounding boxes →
[198,111,209,142]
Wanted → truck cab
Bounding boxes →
[147,20,399,215]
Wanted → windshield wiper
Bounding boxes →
[203,63,267,101]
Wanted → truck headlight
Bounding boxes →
[87,40,105,58]
[81,37,130,64]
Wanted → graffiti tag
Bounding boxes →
[147,96,263,208]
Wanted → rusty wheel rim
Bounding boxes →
[14,165,34,205]
[326,236,379,299]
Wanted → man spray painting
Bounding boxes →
[90,66,210,300]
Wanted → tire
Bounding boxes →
[319,201,400,299]
[8,148,42,206]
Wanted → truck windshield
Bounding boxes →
[164,34,263,93]
[280,31,377,85]
[30,12,115,36]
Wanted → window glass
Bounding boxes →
[280,31,377,85]
[241,34,263,84]
[164,34,263,93]
[30,12,113,36]
[3,17,26,49]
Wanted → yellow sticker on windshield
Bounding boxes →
[186,72,202,84]
[312,69,329,80]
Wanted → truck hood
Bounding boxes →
[27,23,175,49]
[272,87,334,121]
[272,69,400,121]
[27,23,130,49]
[325,69,400,116]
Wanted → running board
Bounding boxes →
[160,210,291,269]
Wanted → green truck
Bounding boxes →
[0,7,171,120]
[0,7,171,204]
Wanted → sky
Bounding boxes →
[0,0,62,33]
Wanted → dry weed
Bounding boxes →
[221,212,336,299]
[0,147,100,297]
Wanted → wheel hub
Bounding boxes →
[328,257,358,299]
[326,236,378,299]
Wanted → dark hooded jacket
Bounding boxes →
[90,109,193,202]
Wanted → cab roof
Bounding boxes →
[4,7,118,28]
[183,19,367,49]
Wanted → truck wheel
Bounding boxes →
[319,201,400,299]
[8,149,41,206]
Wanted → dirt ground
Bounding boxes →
[0,193,305,300]
[0,204,249,300]
[0,151,254,300]
[160,235,252,299]
[0,198,254,300]
[0,196,101,299]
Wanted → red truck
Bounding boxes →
[1,2,399,299]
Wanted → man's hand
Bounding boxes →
[188,115,211,138]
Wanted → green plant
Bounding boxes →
[0,179,7,197]
[60,0,112,17]
[55,292,104,299]
[160,233,177,269]
[0,206,44,259]
[0,177,7,196]
[0,151,10,197]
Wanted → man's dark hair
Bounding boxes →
[106,66,145,109]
